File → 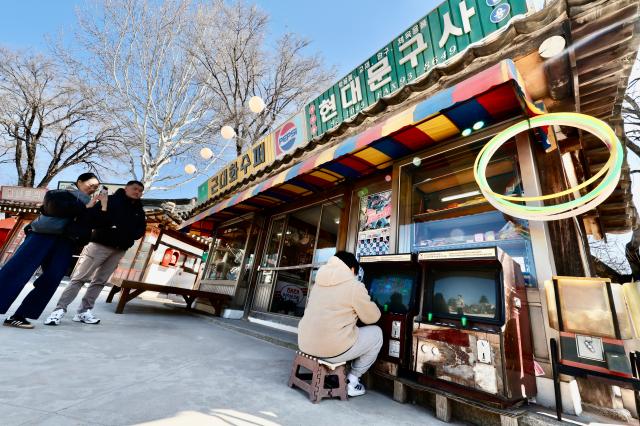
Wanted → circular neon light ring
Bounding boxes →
[473,113,623,221]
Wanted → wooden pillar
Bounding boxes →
[534,143,589,277]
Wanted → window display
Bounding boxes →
[400,145,537,285]
[205,224,248,281]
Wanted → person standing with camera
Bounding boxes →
[45,180,146,325]
[0,173,108,329]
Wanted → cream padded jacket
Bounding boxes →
[298,256,381,357]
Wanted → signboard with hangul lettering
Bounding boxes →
[305,0,528,139]
[205,134,275,200]
[196,0,528,204]
[0,186,48,203]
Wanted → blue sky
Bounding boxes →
[0,0,440,198]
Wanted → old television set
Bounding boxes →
[413,247,536,405]
[545,276,634,378]
[360,254,420,373]
[425,266,502,326]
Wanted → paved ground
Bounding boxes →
[0,285,454,426]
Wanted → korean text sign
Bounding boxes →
[206,134,276,200]
[305,0,528,138]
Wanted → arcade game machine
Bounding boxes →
[544,276,640,420]
[412,247,536,406]
[545,276,636,379]
[359,253,421,375]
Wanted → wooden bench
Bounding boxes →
[106,280,232,315]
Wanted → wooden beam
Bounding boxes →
[515,51,550,100]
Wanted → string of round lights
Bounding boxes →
[473,112,624,221]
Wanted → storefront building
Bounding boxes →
[0,186,47,266]
[181,0,640,415]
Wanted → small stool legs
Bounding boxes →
[289,352,348,403]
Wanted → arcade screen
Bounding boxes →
[554,277,617,338]
[368,273,416,314]
[429,269,499,320]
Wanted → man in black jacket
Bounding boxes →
[45,181,146,325]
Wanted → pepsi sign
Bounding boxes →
[277,121,297,154]
[274,112,308,158]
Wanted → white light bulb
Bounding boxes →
[200,147,213,160]
[412,157,422,167]
[221,126,236,140]
[184,164,197,174]
[248,96,266,114]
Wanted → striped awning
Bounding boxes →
[181,60,544,229]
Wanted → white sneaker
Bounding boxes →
[347,380,366,397]
[44,309,65,326]
[73,310,100,324]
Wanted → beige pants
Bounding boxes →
[322,326,383,377]
[55,243,125,313]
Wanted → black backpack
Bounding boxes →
[41,190,85,218]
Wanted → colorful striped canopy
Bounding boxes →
[181,60,545,229]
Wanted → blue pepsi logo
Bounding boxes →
[277,122,297,152]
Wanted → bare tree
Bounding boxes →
[66,0,227,191]
[589,235,631,276]
[190,0,335,155]
[0,48,122,188]
[623,72,640,160]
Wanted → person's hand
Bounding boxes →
[86,196,99,208]
[98,192,108,211]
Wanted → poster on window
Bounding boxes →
[357,190,392,257]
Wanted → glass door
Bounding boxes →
[251,200,342,318]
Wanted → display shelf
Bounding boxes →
[413,201,494,222]
[414,238,528,252]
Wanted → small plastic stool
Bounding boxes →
[288,351,348,403]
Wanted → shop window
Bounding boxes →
[399,143,537,286]
[205,225,248,281]
[270,204,322,316]
[261,218,286,269]
[252,200,342,318]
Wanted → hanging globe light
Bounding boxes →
[200,147,213,160]
[184,164,197,175]
[248,96,266,114]
[221,126,236,140]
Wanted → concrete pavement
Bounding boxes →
[0,285,455,426]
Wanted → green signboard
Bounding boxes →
[198,181,209,203]
[305,0,528,139]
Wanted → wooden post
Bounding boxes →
[435,394,452,422]
[534,139,589,277]
[393,380,407,403]
[500,415,519,426]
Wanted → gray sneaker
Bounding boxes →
[44,309,65,326]
[73,310,100,324]
[347,380,366,397]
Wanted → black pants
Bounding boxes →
[0,233,74,319]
